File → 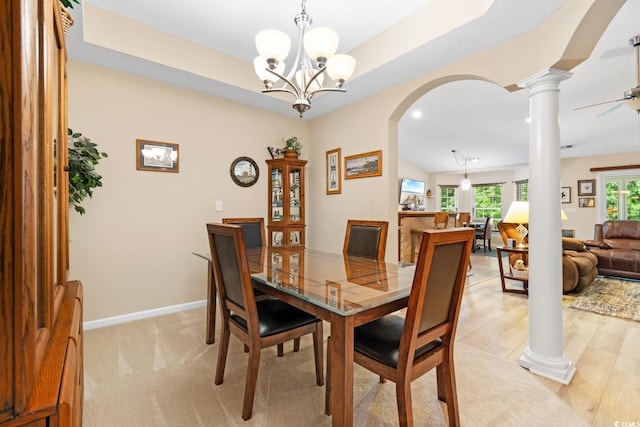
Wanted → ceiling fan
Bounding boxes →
[574,35,640,117]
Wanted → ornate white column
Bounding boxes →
[517,68,576,384]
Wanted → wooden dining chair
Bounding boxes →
[207,223,324,421]
[343,219,389,260]
[455,212,471,227]
[200,218,267,345]
[326,228,473,427]
[475,216,494,252]
[433,212,450,229]
[222,217,297,355]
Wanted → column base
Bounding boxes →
[518,346,576,385]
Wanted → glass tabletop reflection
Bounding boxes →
[249,248,416,316]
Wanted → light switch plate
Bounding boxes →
[215,200,223,212]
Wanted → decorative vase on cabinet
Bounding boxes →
[267,158,307,248]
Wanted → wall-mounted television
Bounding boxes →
[399,178,426,207]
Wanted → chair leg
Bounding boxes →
[395,378,413,427]
[277,343,284,357]
[294,337,301,352]
[244,344,249,353]
[379,375,386,383]
[214,326,230,385]
[206,262,216,344]
[324,336,331,416]
[313,321,324,386]
[242,346,261,421]
[437,360,461,427]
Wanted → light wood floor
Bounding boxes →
[460,253,640,426]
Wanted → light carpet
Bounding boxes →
[569,277,640,322]
[83,307,588,426]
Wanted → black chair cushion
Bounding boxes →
[231,300,319,337]
[354,315,441,368]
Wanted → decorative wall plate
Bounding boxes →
[230,156,259,187]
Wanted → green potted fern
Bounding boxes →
[66,128,108,215]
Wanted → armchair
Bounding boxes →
[562,238,598,293]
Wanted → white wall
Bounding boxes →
[68,61,308,321]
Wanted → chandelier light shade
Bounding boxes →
[452,149,477,191]
[460,177,471,191]
[254,0,356,117]
[255,30,291,62]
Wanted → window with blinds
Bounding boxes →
[515,179,528,201]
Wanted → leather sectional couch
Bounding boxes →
[586,220,640,280]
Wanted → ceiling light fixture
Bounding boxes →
[254,0,356,118]
[452,149,477,191]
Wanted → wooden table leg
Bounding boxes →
[206,261,216,344]
[497,249,507,293]
[330,314,354,427]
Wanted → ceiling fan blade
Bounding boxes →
[595,102,624,118]
[573,97,627,111]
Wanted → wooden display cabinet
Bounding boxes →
[266,158,307,248]
[1,1,83,426]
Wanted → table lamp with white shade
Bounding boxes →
[502,201,570,248]
[502,201,529,247]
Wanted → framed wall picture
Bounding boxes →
[561,186,571,203]
[326,148,341,194]
[136,139,179,172]
[579,197,595,208]
[344,150,382,179]
[577,179,595,196]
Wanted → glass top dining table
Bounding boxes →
[248,247,417,426]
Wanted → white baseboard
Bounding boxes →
[83,299,207,330]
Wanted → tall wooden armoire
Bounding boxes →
[1,1,83,425]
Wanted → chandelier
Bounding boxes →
[452,150,478,191]
[254,0,356,118]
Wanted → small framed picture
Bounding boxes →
[326,148,341,194]
[344,150,382,179]
[579,197,595,208]
[136,139,179,173]
[561,187,571,204]
[577,179,595,196]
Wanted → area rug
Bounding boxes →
[568,277,640,322]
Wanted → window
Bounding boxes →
[604,175,640,220]
[515,179,528,201]
[439,187,457,212]
[474,185,502,226]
